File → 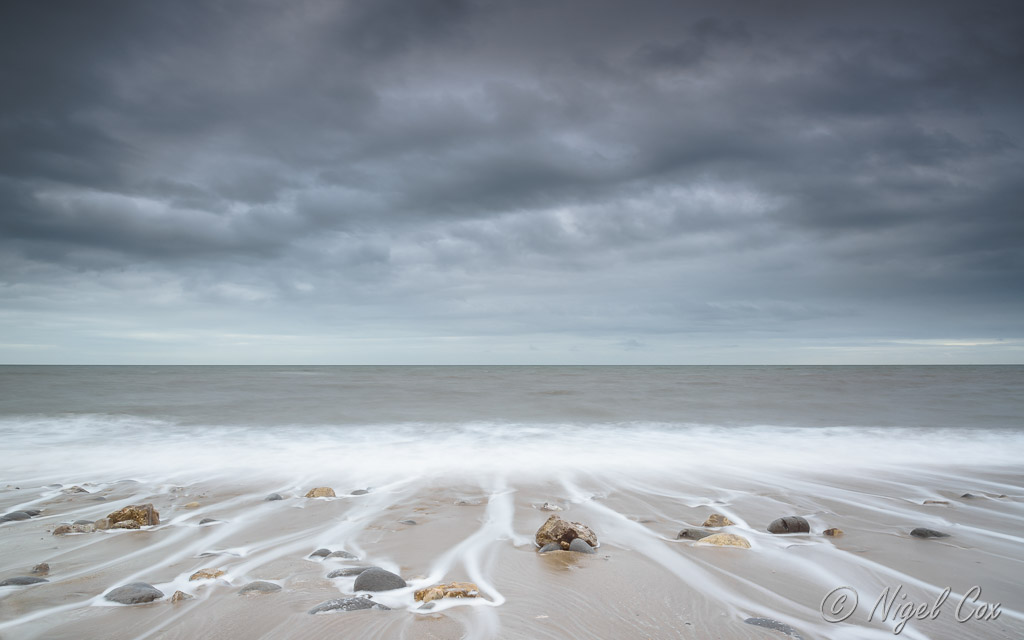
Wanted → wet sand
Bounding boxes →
[1,467,1022,640]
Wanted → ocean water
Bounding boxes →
[1,365,1021,484]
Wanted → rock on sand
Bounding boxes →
[105,582,164,604]
[353,568,407,591]
[535,514,598,550]
[309,597,390,614]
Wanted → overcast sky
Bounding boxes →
[1,0,1022,364]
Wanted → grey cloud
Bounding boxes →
[0,0,1022,363]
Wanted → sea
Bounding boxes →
[1,365,1021,485]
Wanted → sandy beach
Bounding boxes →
[2,464,1022,639]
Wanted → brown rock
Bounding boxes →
[61,485,89,494]
[31,563,50,575]
[535,514,598,550]
[106,503,159,527]
[414,582,480,603]
[823,528,844,537]
[112,520,140,530]
[702,514,734,527]
[305,487,336,498]
[171,590,194,603]
[189,568,225,581]
[696,533,750,548]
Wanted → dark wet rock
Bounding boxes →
[0,511,32,522]
[767,516,810,534]
[911,528,950,538]
[238,581,281,594]
[112,520,140,530]
[0,576,49,586]
[31,563,49,575]
[309,548,331,558]
[90,496,107,501]
[961,493,976,499]
[537,542,562,553]
[105,582,164,604]
[73,519,94,525]
[309,596,390,614]
[351,489,370,495]
[170,590,194,602]
[745,617,805,639]
[327,550,357,559]
[53,523,94,535]
[61,486,89,494]
[535,514,598,550]
[264,493,283,501]
[568,538,597,554]
[328,566,378,578]
[353,568,407,592]
[418,601,436,610]
[823,528,844,537]
[305,487,335,498]
[702,514,734,527]
[677,528,713,540]
[198,518,220,525]
[399,520,417,525]
[23,509,42,517]
[106,503,159,527]
[923,500,949,505]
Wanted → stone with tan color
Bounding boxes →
[696,533,750,548]
[189,568,225,581]
[305,487,336,498]
[535,514,598,550]
[702,514,734,527]
[106,503,159,527]
[414,582,480,603]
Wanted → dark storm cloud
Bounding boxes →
[1,0,1022,362]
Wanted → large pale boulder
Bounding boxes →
[535,514,598,550]
[106,504,159,527]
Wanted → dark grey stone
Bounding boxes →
[23,509,42,517]
[238,581,281,594]
[264,493,283,501]
[911,528,950,538]
[351,489,369,495]
[961,493,976,498]
[538,542,562,553]
[327,550,357,559]
[327,566,378,578]
[745,617,805,639]
[73,519,94,525]
[309,596,390,614]
[0,511,31,522]
[568,538,596,554]
[353,568,406,592]
[198,518,220,525]
[767,516,810,534]
[105,582,164,604]
[0,576,49,586]
[309,548,331,558]
[399,520,417,525]
[677,528,713,540]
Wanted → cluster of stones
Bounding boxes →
[52,503,159,535]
